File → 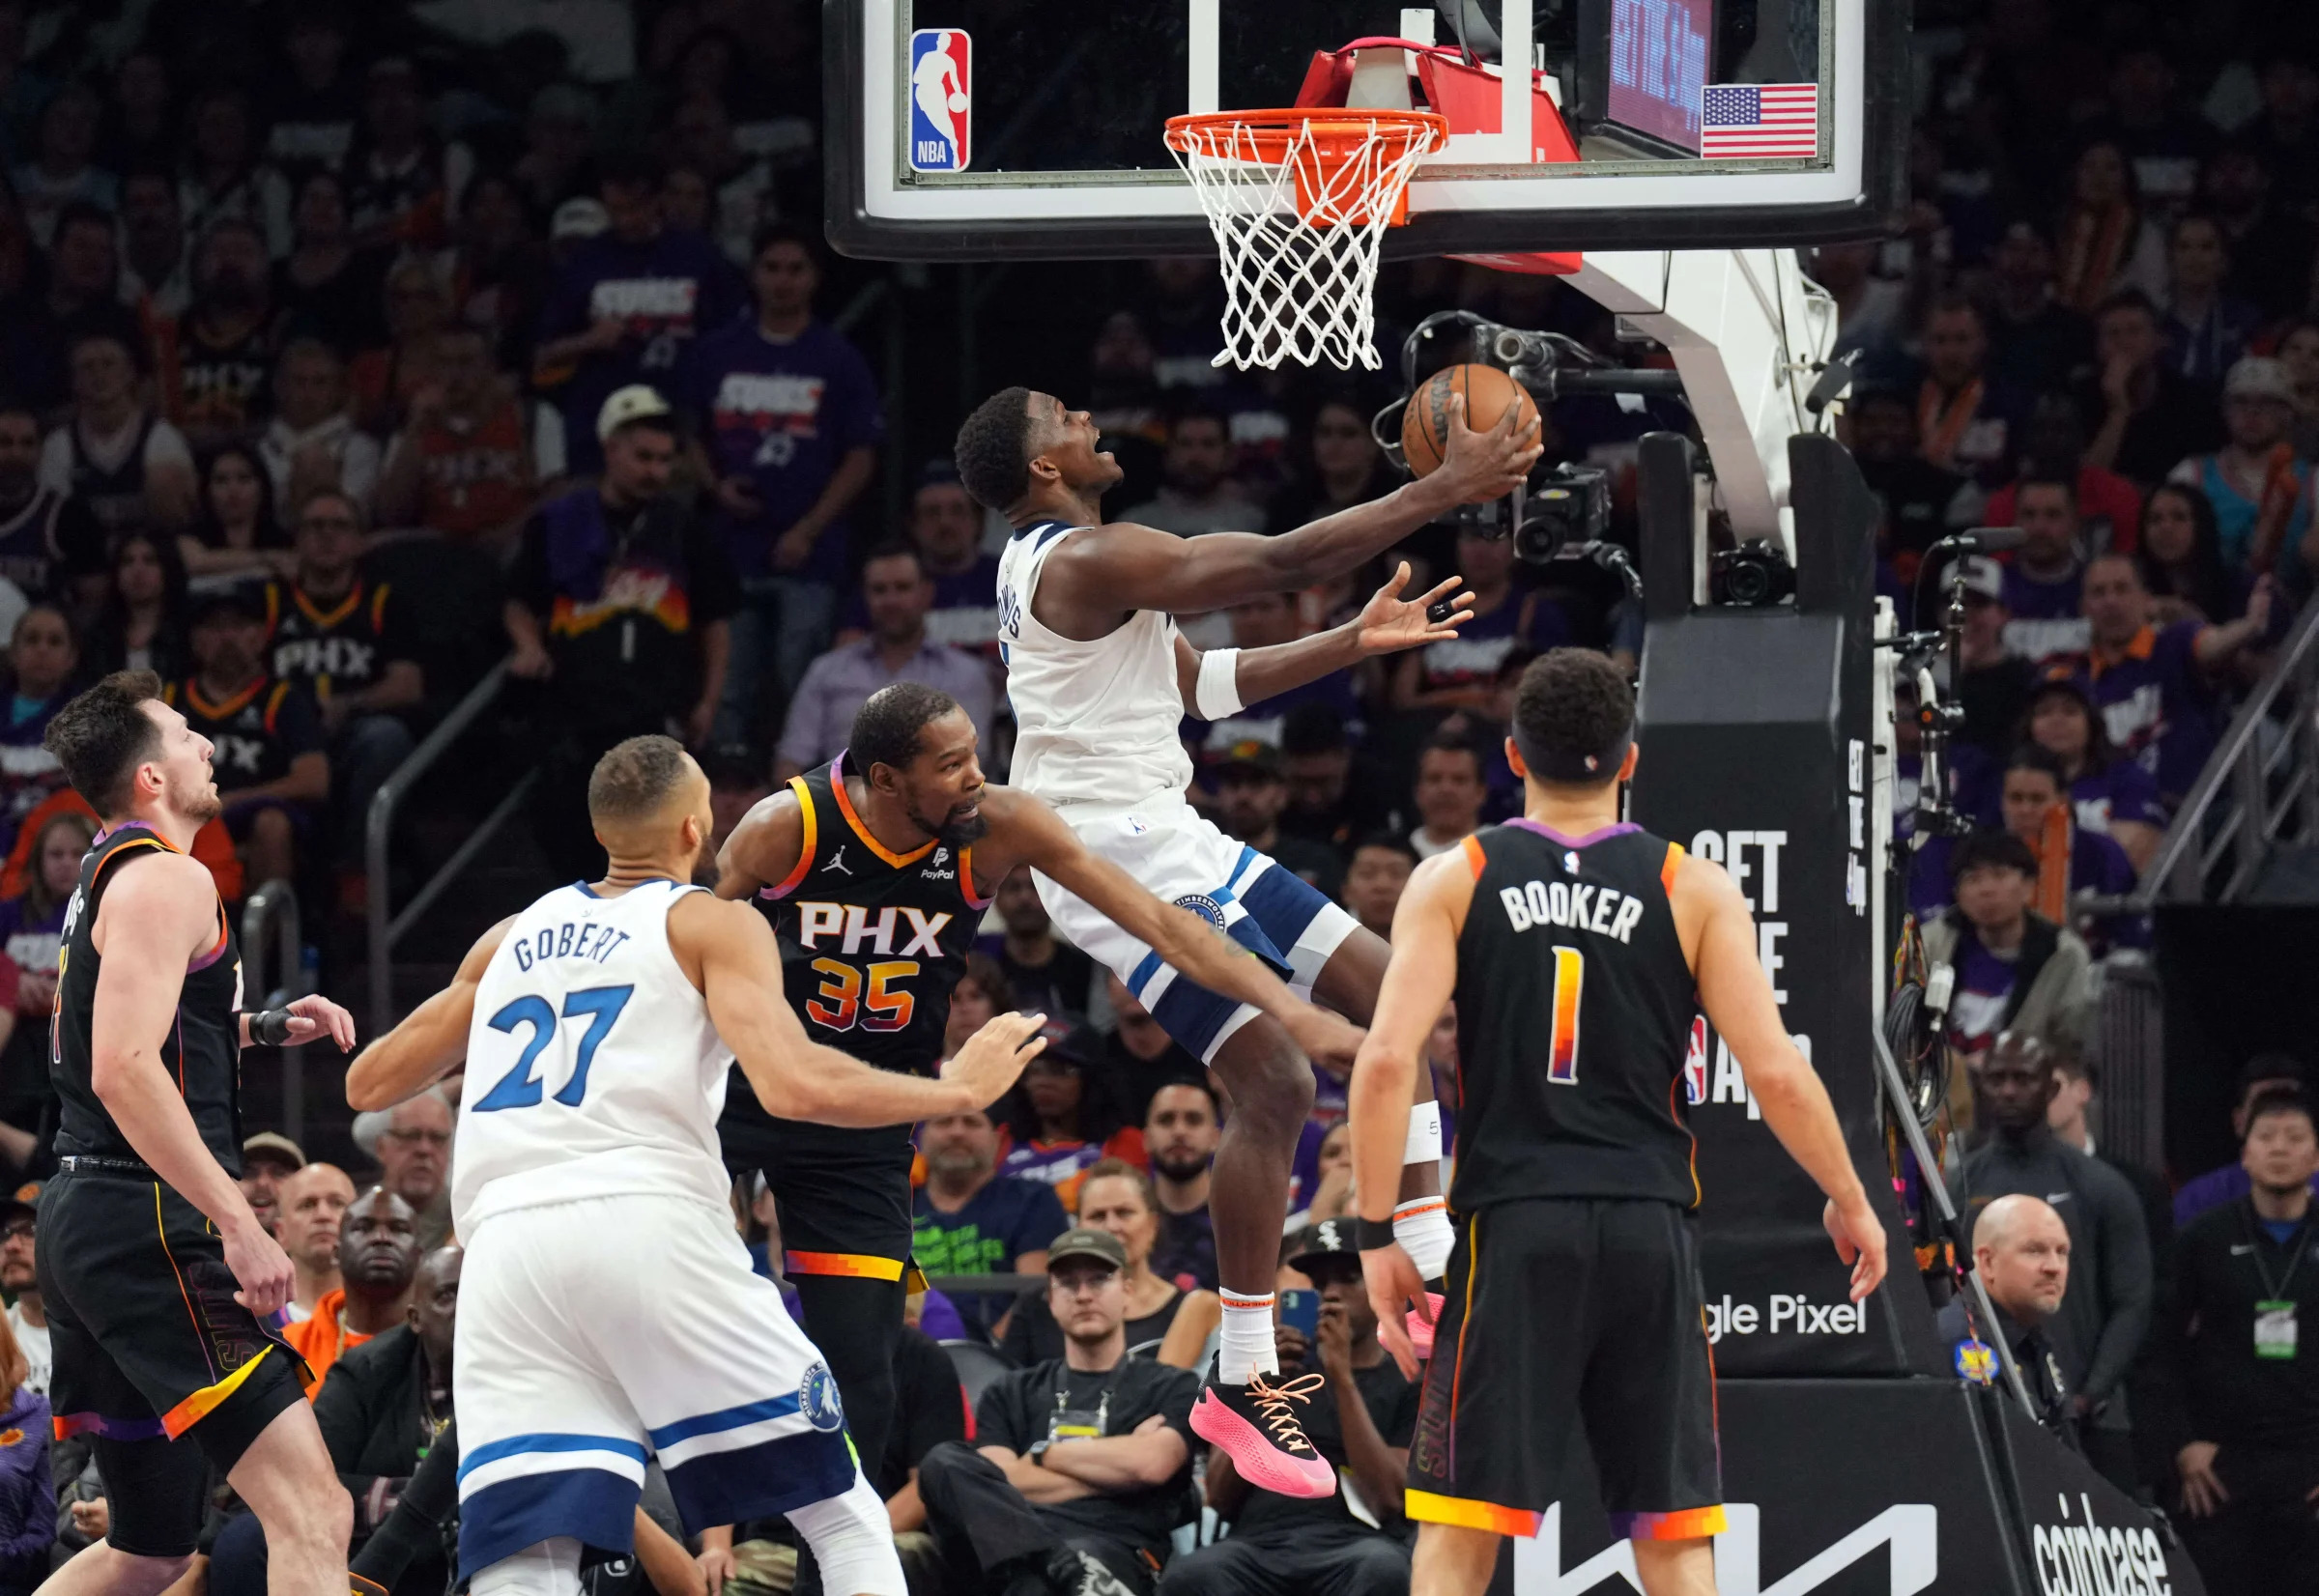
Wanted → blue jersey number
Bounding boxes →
[472,984,636,1111]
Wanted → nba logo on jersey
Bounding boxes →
[907,30,971,172]
[1682,1014,1708,1105]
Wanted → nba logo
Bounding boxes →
[1681,1015,1708,1105]
[908,30,971,172]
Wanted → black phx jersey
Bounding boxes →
[1450,820,1700,1211]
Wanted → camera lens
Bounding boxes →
[1724,559,1773,607]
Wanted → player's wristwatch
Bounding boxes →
[1355,1215,1397,1252]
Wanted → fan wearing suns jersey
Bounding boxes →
[1348,651,1888,1596]
[713,681,1365,1527]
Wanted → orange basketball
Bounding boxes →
[1400,363,1540,478]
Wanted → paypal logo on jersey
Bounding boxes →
[908,30,971,172]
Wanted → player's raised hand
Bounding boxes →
[1354,563,1474,658]
[279,993,358,1052]
[1284,1001,1364,1078]
[222,1211,297,1318]
[1823,1193,1888,1302]
[1436,390,1543,505]
[942,1011,1049,1108]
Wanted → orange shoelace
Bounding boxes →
[1245,1371,1327,1451]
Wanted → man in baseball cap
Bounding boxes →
[240,1132,305,1237]
[595,384,673,444]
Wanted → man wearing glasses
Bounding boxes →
[0,1185,45,1396]
[359,1089,455,1250]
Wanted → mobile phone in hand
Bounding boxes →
[1279,1289,1321,1337]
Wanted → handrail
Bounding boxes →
[241,878,309,1144]
[367,663,529,1037]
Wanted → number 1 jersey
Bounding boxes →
[1449,821,1702,1212]
[451,878,735,1237]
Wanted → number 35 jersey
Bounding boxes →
[1450,821,1702,1213]
[451,878,736,1237]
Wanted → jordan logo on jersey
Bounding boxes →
[825,845,853,876]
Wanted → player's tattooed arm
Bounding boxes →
[987,788,1363,1070]
[711,785,807,899]
[347,917,520,1111]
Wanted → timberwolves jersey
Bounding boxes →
[451,879,735,1236]
[52,825,244,1168]
[1450,820,1700,1211]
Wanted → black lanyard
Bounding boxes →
[2242,1208,2314,1301]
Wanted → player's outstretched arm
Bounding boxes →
[711,786,805,899]
[675,893,1047,1123]
[346,917,518,1111]
[995,789,1363,1070]
[1348,849,1469,1379]
[1682,855,1887,1301]
[1050,396,1537,619]
[1169,564,1475,712]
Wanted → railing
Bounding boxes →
[240,877,311,1144]
[366,664,538,1037]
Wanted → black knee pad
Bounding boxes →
[95,1435,212,1559]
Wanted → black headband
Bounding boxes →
[1513,724,1633,785]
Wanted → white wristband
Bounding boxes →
[1193,647,1245,719]
[1405,1100,1443,1164]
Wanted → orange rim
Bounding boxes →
[1163,108,1448,164]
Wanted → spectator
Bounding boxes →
[2098,46,2211,219]
[12,82,110,246]
[662,89,776,268]
[1338,833,1417,943]
[2081,553,2271,810]
[2133,482,2240,626]
[1100,974,1201,1138]
[170,216,280,451]
[0,402,100,609]
[283,1185,421,1395]
[1965,1032,2153,1492]
[1983,395,2143,558]
[2079,292,2225,489]
[511,85,599,217]
[0,1304,48,1595]
[178,85,292,258]
[342,59,468,253]
[82,530,188,679]
[2047,1050,2175,1318]
[265,488,423,868]
[1209,741,1343,897]
[239,1129,306,1238]
[1164,1221,1417,1596]
[1389,530,1564,710]
[1287,1121,1357,1231]
[2055,139,2169,313]
[1914,296,2026,487]
[272,170,388,357]
[2022,673,2167,869]
[1936,1194,2078,1441]
[701,743,770,860]
[942,954,1015,1061]
[1188,592,1360,769]
[1994,745,2137,922]
[0,1187,42,1396]
[0,812,84,1160]
[1997,477,2092,664]
[692,223,882,738]
[2202,144,2315,323]
[1847,385,1982,586]
[2281,320,2319,459]
[350,258,454,436]
[258,339,382,517]
[1003,1161,1217,1368]
[1143,1080,1219,1295]
[2153,1086,2319,1594]
[180,441,292,585]
[2162,214,2260,386]
[0,606,73,856]
[2166,357,2311,574]
[1922,832,2094,1063]
[312,1246,460,1578]
[166,589,330,890]
[911,1108,1068,1339]
[372,324,564,545]
[1266,396,1397,535]
[989,864,1095,1020]
[505,387,737,871]
[446,170,554,370]
[533,152,742,476]
[1119,403,1261,536]
[117,163,190,321]
[277,1162,356,1324]
[1278,705,1366,857]
[1983,221,2094,395]
[1407,736,1486,861]
[916,1228,1197,1596]
[265,10,358,174]
[0,201,145,414]
[37,329,198,537]
[361,1090,454,1250]
[1000,1020,1140,1208]
[900,466,1004,658]
[2173,1057,2318,1227]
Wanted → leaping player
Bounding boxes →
[349,737,1050,1596]
[951,385,1539,1490]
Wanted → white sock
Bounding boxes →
[1217,1288,1278,1382]
[1395,1196,1454,1283]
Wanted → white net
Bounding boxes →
[1164,113,1443,372]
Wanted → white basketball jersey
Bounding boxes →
[450,879,735,1236]
[996,520,1192,812]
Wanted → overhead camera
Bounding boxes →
[1708,538,1796,607]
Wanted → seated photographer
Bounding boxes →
[1160,1222,1417,1596]
[916,1228,1198,1596]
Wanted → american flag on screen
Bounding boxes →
[1700,83,1819,157]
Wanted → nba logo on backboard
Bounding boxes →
[908,30,970,172]
[1682,1015,1708,1105]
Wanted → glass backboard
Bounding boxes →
[827,0,1907,260]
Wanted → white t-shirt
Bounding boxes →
[37,413,195,495]
[9,1304,49,1398]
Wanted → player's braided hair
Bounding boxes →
[852,682,962,777]
[44,669,163,818]
[954,385,1035,511]
[587,734,692,827]
[1511,649,1632,787]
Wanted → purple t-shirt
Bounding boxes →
[2086,621,2219,805]
[539,228,744,472]
[2071,759,2167,837]
[689,319,885,584]
[840,556,1003,656]
[1999,562,2090,665]
[1944,930,2019,1057]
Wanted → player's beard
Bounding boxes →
[170,772,224,826]
[914,797,988,848]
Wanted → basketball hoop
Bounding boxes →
[1163,109,1447,373]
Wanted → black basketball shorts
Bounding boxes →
[1407,1196,1726,1542]
[727,1120,922,1288]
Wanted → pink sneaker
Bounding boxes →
[1189,1368,1336,1497]
[1407,1292,1446,1359]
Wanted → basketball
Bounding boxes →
[1400,362,1540,478]
[948,92,969,113]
